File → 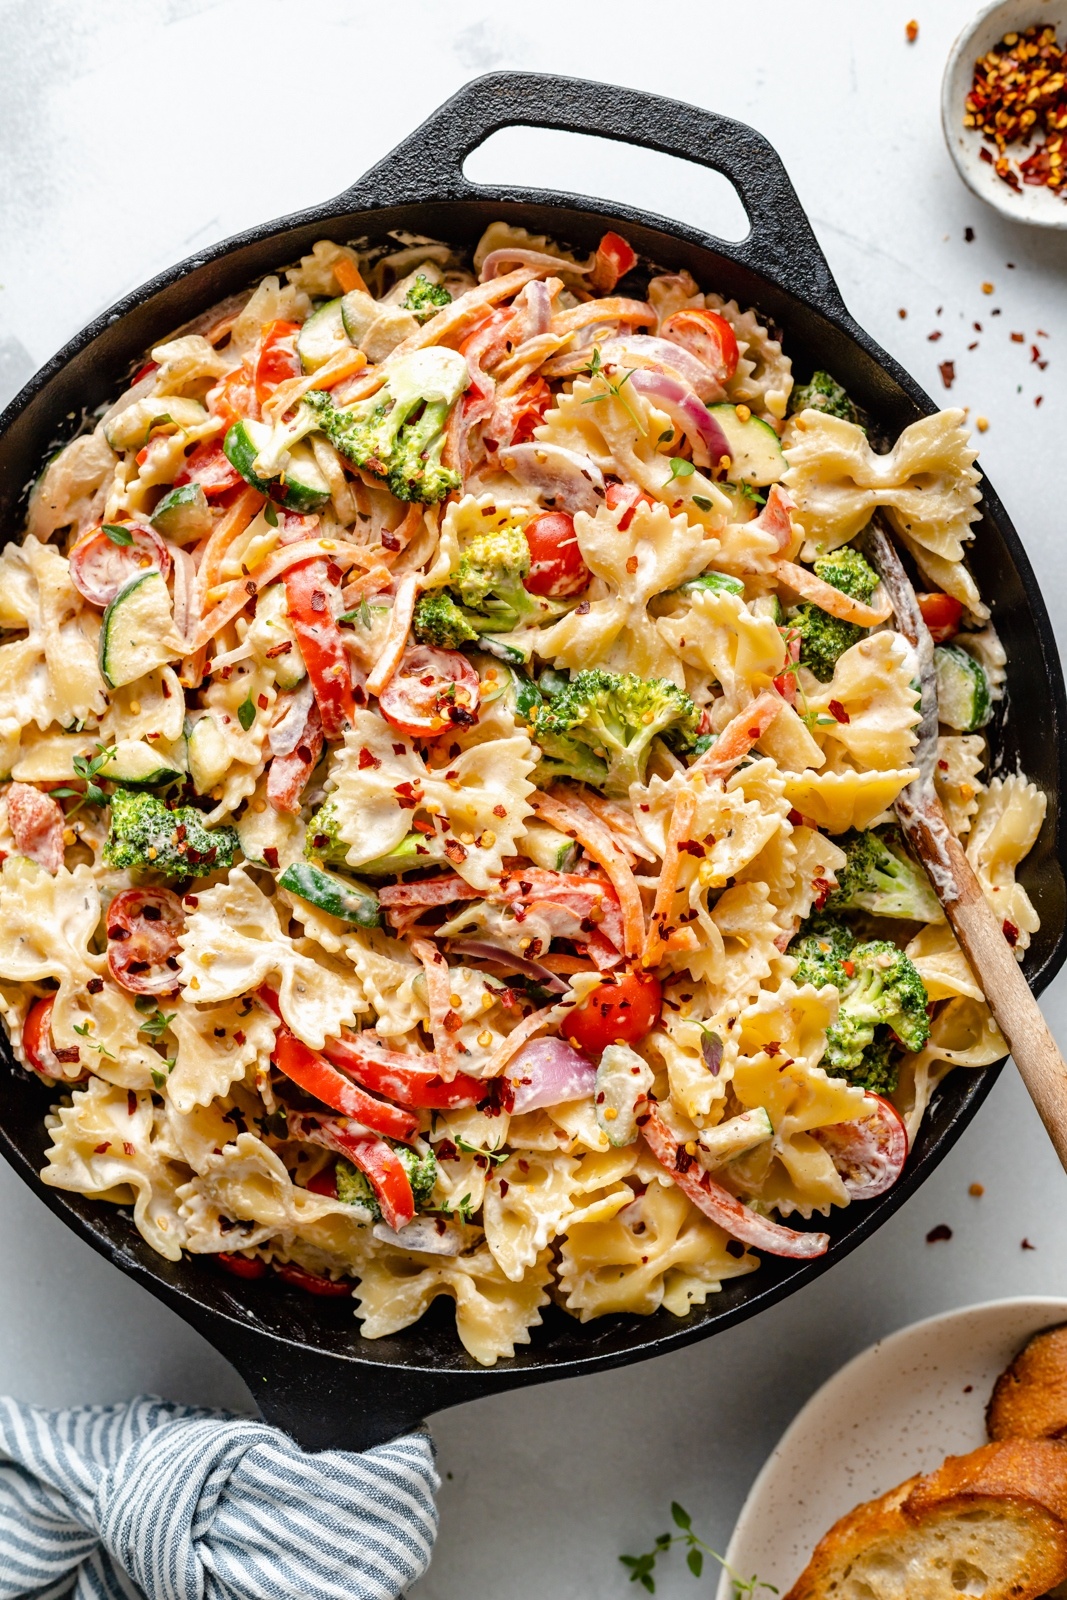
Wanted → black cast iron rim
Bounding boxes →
[0,73,1062,1449]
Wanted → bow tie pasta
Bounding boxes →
[0,221,1036,1362]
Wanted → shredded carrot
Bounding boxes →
[642,788,696,968]
[341,564,393,608]
[197,487,264,594]
[690,691,783,782]
[550,298,656,340]
[309,346,368,390]
[192,538,378,651]
[663,927,701,954]
[538,953,591,975]
[777,560,891,627]
[581,793,655,863]
[366,573,418,697]
[411,937,457,1075]
[334,258,369,295]
[263,346,372,424]
[389,267,543,360]
[531,790,644,959]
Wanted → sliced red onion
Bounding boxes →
[499,442,606,515]
[480,248,593,282]
[505,1037,596,1113]
[514,279,553,339]
[268,676,314,757]
[446,940,568,994]
[373,1217,465,1255]
[627,368,732,464]
[598,336,725,403]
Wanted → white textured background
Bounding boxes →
[1,3,1066,1596]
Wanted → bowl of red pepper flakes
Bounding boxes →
[942,0,1067,226]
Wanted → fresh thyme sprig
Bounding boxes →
[620,1502,777,1598]
[51,743,117,814]
[580,347,644,432]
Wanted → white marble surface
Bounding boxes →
[2,2,1067,1595]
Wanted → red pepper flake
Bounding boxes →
[677,839,704,857]
[499,1179,509,1197]
[926,1223,953,1243]
[326,561,343,586]
[392,743,406,756]
[788,808,805,826]
[675,1146,697,1173]
[812,875,832,910]
[123,1142,136,1157]
[358,746,380,770]
[443,1009,463,1034]
[905,18,918,42]
[87,977,104,995]
[257,694,268,710]
[966,25,1067,199]
[127,1090,138,1116]
[94,1141,111,1154]
[938,360,956,390]
[1011,331,1025,342]
[1022,1237,1037,1250]
[266,641,292,658]
[444,839,468,864]
[842,958,855,978]
[1003,918,1020,946]
[928,330,942,342]
[263,846,279,870]
[310,590,326,613]
[828,699,851,724]
[968,341,979,351]
[381,530,400,552]
[1036,395,1045,407]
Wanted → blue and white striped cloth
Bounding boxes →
[0,1395,438,1600]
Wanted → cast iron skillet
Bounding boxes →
[0,73,1063,1452]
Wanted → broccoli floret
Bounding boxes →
[531,669,700,798]
[849,1030,900,1097]
[104,788,238,878]
[823,940,930,1077]
[305,796,354,870]
[335,1145,438,1220]
[827,827,943,922]
[454,524,539,630]
[790,545,881,682]
[302,347,470,504]
[791,913,856,989]
[401,274,452,323]
[412,591,481,650]
[789,370,860,424]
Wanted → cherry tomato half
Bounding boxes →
[22,994,84,1081]
[174,439,243,499]
[522,511,591,598]
[813,1095,908,1202]
[208,363,258,429]
[378,647,481,739]
[106,887,185,996]
[274,1261,353,1297]
[565,969,663,1054]
[69,523,172,609]
[917,591,964,644]
[605,481,655,533]
[661,308,739,384]
[255,320,302,405]
[217,1252,269,1280]
[509,375,552,447]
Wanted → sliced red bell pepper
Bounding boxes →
[323,1031,485,1109]
[591,231,638,292]
[642,1106,830,1259]
[274,1261,353,1297]
[271,1025,419,1142]
[284,558,356,738]
[288,1110,415,1231]
[216,1252,268,1280]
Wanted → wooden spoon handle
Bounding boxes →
[904,801,1067,1172]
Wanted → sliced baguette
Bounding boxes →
[784,1441,1067,1600]
[988,1325,1067,1444]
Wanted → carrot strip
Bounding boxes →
[192,538,377,650]
[334,258,369,295]
[581,793,656,863]
[263,346,370,424]
[196,486,264,594]
[366,573,418,698]
[690,691,784,782]
[642,788,697,968]
[411,937,457,1075]
[538,953,591,975]
[531,790,644,960]
[549,298,656,341]
[777,560,892,627]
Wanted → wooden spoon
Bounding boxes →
[861,516,1067,1172]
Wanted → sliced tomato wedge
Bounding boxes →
[605,480,655,532]
[642,1105,830,1258]
[378,646,481,739]
[217,1252,269,1280]
[522,511,590,597]
[917,591,964,644]
[208,363,258,429]
[107,887,184,995]
[591,231,639,292]
[69,523,172,609]
[175,439,244,499]
[22,994,84,1081]
[564,968,662,1054]
[274,1261,352,1297]
[323,1031,484,1110]
[661,308,740,384]
[287,1109,416,1231]
[7,783,65,874]
[272,1025,419,1142]
[267,696,324,815]
[283,559,356,739]
[255,320,302,405]
[812,1095,909,1201]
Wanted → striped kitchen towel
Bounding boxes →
[0,1394,438,1600]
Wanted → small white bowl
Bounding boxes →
[715,1296,1067,1600]
[941,0,1067,227]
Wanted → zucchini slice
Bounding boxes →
[279,861,381,928]
[103,396,208,452]
[682,570,745,598]
[935,643,992,732]
[99,570,182,690]
[186,714,231,796]
[151,483,213,542]
[297,299,350,372]
[223,420,330,512]
[248,583,307,690]
[97,738,186,786]
[708,403,786,486]
[521,819,580,873]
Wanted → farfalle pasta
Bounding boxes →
[0,221,1041,1363]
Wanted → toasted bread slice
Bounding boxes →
[784,1441,1067,1599]
[989,1326,1067,1443]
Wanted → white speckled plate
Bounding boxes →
[715,1297,1067,1600]
[942,0,1067,227]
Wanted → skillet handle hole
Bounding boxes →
[463,126,750,244]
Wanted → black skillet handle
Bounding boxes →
[342,70,849,323]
